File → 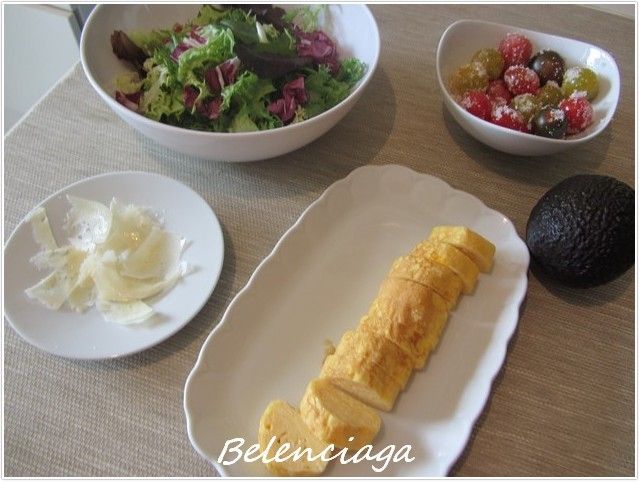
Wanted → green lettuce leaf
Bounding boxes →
[129,29,175,56]
[282,5,327,33]
[220,71,280,131]
[150,45,179,87]
[220,9,295,56]
[175,111,228,132]
[177,27,235,86]
[292,105,308,124]
[304,65,352,117]
[139,59,184,121]
[196,24,225,43]
[254,27,296,56]
[260,23,280,41]
[221,71,275,110]
[231,106,281,132]
[219,9,259,44]
[228,108,259,132]
[113,72,142,94]
[336,58,367,85]
[193,5,229,26]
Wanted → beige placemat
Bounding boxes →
[4,5,634,477]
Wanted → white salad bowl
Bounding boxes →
[80,4,380,162]
[436,20,620,156]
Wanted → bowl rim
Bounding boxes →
[436,19,621,145]
[80,4,381,138]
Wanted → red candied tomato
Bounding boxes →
[503,65,540,96]
[459,90,492,120]
[498,33,533,68]
[486,79,512,106]
[490,105,529,132]
[558,95,594,134]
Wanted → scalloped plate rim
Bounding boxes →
[184,164,529,476]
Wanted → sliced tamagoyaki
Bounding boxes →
[299,378,381,450]
[362,277,450,369]
[388,255,462,310]
[331,325,414,390]
[258,400,331,476]
[411,239,479,294]
[428,226,495,273]
[320,348,401,412]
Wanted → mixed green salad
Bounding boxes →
[111,4,366,132]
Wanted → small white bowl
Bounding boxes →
[436,20,620,156]
[81,5,379,162]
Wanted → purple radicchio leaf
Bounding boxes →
[115,91,142,112]
[111,30,148,74]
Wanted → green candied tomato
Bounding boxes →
[471,48,504,80]
[536,81,564,108]
[448,63,490,97]
[511,93,541,123]
[561,67,599,101]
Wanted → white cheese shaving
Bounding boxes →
[120,226,185,280]
[96,300,155,325]
[24,197,188,325]
[29,207,58,251]
[25,270,72,310]
[67,274,96,313]
[65,196,112,250]
[30,246,85,271]
[25,248,87,309]
[92,261,181,303]
[98,199,155,254]
[67,255,98,312]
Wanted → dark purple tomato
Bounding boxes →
[531,106,568,138]
[529,50,565,86]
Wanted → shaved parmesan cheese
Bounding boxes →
[24,197,188,325]
[25,247,87,309]
[30,247,85,271]
[67,255,98,312]
[99,199,155,254]
[93,262,181,302]
[100,250,118,264]
[25,270,72,310]
[96,300,155,325]
[29,207,58,250]
[65,196,112,250]
[121,226,184,279]
[67,275,96,312]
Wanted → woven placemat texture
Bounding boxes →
[3,5,634,477]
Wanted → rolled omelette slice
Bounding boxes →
[258,400,331,476]
[428,226,496,273]
[299,378,381,450]
[320,350,401,412]
[388,255,462,310]
[363,278,449,369]
[411,239,479,294]
[332,325,414,390]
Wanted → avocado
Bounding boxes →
[526,174,634,288]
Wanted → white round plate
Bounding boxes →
[4,172,224,360]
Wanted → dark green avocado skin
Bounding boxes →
[526,175,634,288]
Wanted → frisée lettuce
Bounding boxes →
[110,4,366,133]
